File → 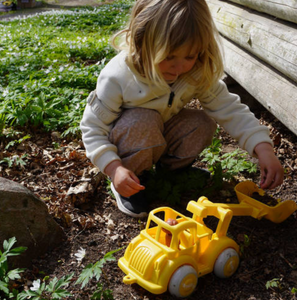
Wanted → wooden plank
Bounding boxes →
[221,37,297,136]
[226,0,297,24]
[207,0,297,83]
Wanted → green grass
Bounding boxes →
[0,1,132,137]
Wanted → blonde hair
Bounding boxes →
[113,0,224,94]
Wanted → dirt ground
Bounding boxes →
[1,79,297,299]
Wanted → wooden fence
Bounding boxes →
[206,0,297,135]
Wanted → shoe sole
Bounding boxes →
[110,183,148,219]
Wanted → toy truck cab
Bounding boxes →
[118,201,239,298]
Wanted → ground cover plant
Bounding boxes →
[0,1,131,137]
[0,2,297,299]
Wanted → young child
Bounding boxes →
[80,0,284,218]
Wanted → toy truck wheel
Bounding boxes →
[214,248,239,278]
[168,265,198,298]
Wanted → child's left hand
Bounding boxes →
[254,142,284,189]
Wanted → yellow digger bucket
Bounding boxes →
[235,181,297,223]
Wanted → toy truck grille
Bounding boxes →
[129,246,152,275]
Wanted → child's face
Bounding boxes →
[158,44,199,82]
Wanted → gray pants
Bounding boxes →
[109,108,216,175]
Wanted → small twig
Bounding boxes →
[72,226,87,241]
[102,269,111,285]
[26,226,37,246]
[276,185,282,194]
[232,291,242,300]
[285,160,294,172]
[60,162,75,170]
[19,173,35,181]
[279,253,295,269]
[46,157,57,165]
[240,266,263,276]
[130,293,137,300]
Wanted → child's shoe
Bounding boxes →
[111,183,148,218]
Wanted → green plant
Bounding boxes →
[91,283,114,300]
[76,248,121,289]
[239,234,251,255]
[0,114,6,135]
[144,166,211,205]
[265,278,281,290]
[0,154,28,168]
[0,1,132,136]
[0,236,120,300]
[52,142,60,149]
[292,287,297,294]
[17,275,73,300]
[5,135,30,150]
[140,128,257,205]
[0,157,13,168]
[200,129,257,181]
[0,237,27,299]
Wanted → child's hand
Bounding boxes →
[254,142,284,189]
[104,161,145,197]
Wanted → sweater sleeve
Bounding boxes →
[80,56,126,173]
[199,80,273,156]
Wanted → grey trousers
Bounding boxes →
[109,107,217,175]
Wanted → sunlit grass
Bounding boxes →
[0,1,132,136]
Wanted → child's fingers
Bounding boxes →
[260,168,283,190]
[118,184,143,197]
[128,173,145,190]
[266,171,283,190]
[129,171,140,184]
[117,176,145,197]
[260,167,272,189]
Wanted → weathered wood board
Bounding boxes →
[222,37,297,136]
[227,0,297,24]
[207,0,297,83]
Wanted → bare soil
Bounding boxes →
[1,81,297,300]
[251,193,279,207]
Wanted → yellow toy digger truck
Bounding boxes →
[118,181,297,298]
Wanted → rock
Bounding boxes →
[0,177,66,268]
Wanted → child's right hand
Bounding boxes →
[104,161,145,197]
[254,142,284,189]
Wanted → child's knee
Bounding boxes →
[110,108,166,170]
[208,116,217,136]
[112,108,163,136]
[197,111,217,143]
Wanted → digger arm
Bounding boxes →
[187,181,297,224]
[187,198,234,238]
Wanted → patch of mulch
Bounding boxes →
[1,82,297,300]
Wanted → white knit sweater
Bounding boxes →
[80,51,272,172]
